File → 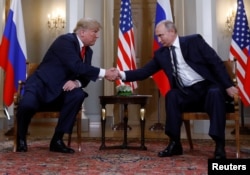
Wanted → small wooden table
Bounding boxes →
[99,95,151,150]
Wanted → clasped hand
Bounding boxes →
[226,86,239,98]
[63,80,79,91]
[105,68,120,81]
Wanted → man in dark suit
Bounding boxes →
[119,20,238,159]
[16,18,118,153]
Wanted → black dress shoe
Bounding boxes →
[50,139,75,153]
[158,141,183,157]
[16,139,28,152]
[214,145,226,159]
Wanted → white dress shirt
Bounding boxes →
[172,37,204,87]
[120,36,204,87]
[75,36,105,87]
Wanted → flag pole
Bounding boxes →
[230,59,250,135]
[149,89,165,131]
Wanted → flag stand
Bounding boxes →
[149,90,165,131]
[3,105,10,120]
[3,105,15,136]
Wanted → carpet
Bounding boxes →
[0,138,250,175]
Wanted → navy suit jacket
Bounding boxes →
[25,33,100,102]
[125,34,233,93]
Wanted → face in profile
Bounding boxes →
[80,28,100,46]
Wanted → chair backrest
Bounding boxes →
[223,60,236,85]
[27,62,39,77]
[14,62,39,105]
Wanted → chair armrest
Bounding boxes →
[14,80,25,105]
[13,92,20,105]
[233,94,240,112]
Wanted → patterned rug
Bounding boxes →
[0,138,250,175]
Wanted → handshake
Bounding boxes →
[104,68,121,81]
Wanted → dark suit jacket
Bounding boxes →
[25,33,100,102]
[125,34,233,92]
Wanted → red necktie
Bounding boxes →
[81,47,86,59]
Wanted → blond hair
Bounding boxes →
[73,18,102,33]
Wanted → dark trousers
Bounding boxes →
[164,81,226,142]
[16,87,85,140]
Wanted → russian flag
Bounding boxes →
[152,0,173,96]
[0,0,27,106]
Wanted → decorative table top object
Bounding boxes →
[116,84,132,96]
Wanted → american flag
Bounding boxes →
[229,0,250,106]
[116,0,137,90]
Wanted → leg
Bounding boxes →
[164,89,184,141]
[100,106,106,150]
[159,81,209,157]
[158,89,184,157]
[183,119,193,149]
[205,86,226,159]
[54,89,86,134]
[76,110,82,152]
[16,91,40,152]
[122,104,128,148]
[140,108,147,150]
[50,88,86,153]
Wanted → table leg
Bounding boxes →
[112,104,132,131]
[99,107,106,150]
[122,104,128,148]
[140,108,147,150]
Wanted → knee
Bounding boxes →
[18,99,38,112]
[207,87,223,97]
[205,87,225,107]
[165,89,179,101]
[70,88,87,102]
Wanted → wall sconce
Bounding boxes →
[47,8,65,30]
[225,5,237,32]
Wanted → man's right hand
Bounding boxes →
[105,68,119,81]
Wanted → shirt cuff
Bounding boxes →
[120,71,126,80]
[99,68,106,78]
[75,80,82,87]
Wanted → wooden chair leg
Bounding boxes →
[183,120,193,149]
[235,119,240,158]
[13,116,17,152]
[77,112,82,152]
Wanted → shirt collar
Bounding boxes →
[172,36,180,49]
[76,35,84,49]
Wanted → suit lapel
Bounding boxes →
[162,47,173,72]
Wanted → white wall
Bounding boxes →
[22,0,66,63]
[83,0,104,122]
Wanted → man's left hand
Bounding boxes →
[63,80,79,91]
